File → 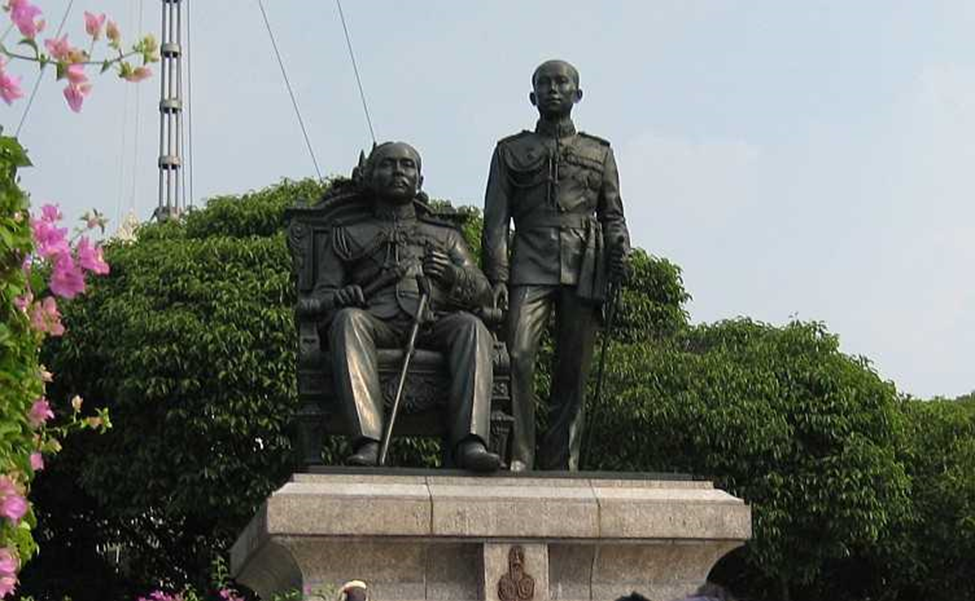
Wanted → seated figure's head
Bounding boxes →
[363,141,423,205]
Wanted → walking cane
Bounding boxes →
[377,275,431,467]
[582,237,625,468]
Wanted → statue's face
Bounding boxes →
[367,143,423,204]
[530,61,582,118]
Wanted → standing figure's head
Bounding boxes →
[363,141,423,205]
[530,59,582,119]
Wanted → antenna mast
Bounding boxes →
[156,0,185,220]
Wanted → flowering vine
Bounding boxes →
[0,0,159,112]
[0,137,112,599]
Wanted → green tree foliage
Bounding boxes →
[881,396,975,601]
[585,319,910,600]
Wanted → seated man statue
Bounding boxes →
[310,141,501,472]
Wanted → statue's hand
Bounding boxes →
[609,245,630,284]
[334,284,367,308]
[423,249,457,288]
[296,297,323,317]
[492,282,509,312]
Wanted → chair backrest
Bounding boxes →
[284,179,469,295]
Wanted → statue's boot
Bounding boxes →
[346,440,380,467]
[456,439,501,473]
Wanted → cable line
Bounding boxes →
[185,0,195,208]
[257,0,323,181]
[335,0,376,144]
[15,0,74,136]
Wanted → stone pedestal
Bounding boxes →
[231,471,751,601]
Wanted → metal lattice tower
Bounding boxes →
[156,0,185,221]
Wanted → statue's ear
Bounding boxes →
[416,174,424,191]
[529,91,537,107]
[575,88,583,103]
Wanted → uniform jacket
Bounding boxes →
[313,202,492,322]
[482,118,629,302]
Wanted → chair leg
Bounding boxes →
[441,435,455,469]
[295,401,325,469]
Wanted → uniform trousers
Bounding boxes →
[507,284,599,470]
[329,308,495,448]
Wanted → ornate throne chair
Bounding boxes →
[285,179,513,468]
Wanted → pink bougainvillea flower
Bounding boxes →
[218,589,245,601]
[0,477,28,524]
[43,33,72,62]
[83,11,106,40]
[8,0,45,39]
[30,296,65,336]
[50,253,86,298]
[0,59,23,105]
[40,203,61,223]
[13,290,32,313]
[28,397,54,428]
[123,65,152,83]
[62,81,91,112]
[29,453,44,472]
[105,18,120,45]
[30,216,69,258]
[65,63,87,85]
[0,547,18,598]
[82,208,108,232]
[76,237,110,275]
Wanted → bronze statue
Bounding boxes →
[482,60,630,471]
[311,141,501,472]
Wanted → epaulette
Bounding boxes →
[497,130,532,146]
[578,131,611,146]
[330,212,373,228]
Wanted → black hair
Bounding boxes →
[532,59,580,87]
[363,141,423,180]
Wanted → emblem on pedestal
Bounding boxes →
[498,545,535,601]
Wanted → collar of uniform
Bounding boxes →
[535,117,576,139]
[373,201,417,222]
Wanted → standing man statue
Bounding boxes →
[482,60,630,471]
[313,141,501,472]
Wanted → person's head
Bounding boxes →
[530,59,582,119]
[337,580,368,601]
[364,141,423,205]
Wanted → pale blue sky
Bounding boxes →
[5,1,974,399]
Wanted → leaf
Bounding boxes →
[0,136,31,167]
[17,37,38,56]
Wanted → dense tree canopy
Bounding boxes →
[20,178,975,601]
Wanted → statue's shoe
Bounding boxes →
[346,441,379,467]
[456,440,501,473]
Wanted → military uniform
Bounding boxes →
[313,202,495,450]
[483,118,629,470]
